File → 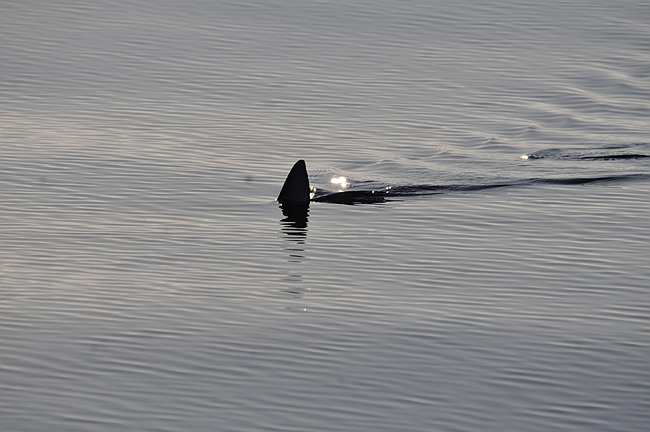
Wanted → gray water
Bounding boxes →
[2,1,650,431]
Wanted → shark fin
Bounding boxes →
[277,160,310,207]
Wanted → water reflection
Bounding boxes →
[280,205,308,260]
[279,204,309,298]
[280,205,309,230]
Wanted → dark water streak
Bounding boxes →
[311,146,650,203]
[314,173,649,204]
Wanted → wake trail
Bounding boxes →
[313,173,650,204]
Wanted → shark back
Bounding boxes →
[277,160,310,207]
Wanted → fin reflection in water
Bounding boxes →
[279,204,309,299]
[280,204,308,260]
[280,204,309,230]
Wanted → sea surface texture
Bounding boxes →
[1,1,649,431]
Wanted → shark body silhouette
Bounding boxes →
[277,154,650,209]
[277,160,390,208]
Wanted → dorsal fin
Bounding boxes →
[277,160,310,207]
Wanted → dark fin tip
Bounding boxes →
[278,160,310,207]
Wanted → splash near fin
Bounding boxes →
[277,160,310,207]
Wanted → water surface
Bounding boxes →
[1,1,649,431]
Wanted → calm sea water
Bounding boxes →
[2,1,649,431]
